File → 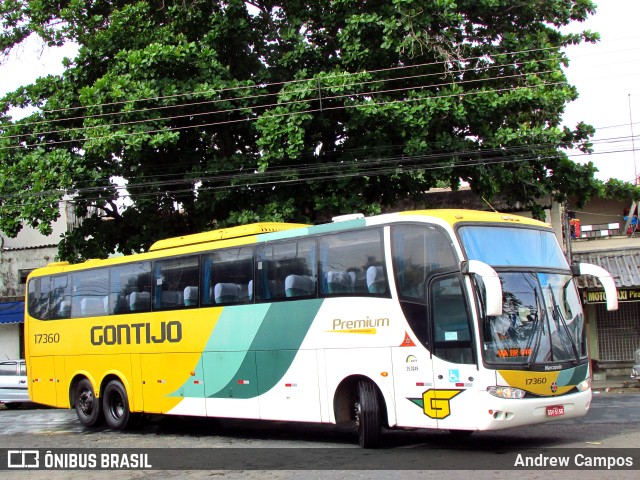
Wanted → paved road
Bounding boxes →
[0,391,639,479]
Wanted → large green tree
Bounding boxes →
[0,0,614,261]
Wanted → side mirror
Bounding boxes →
[461,260,503,317]
[572,262,618,311]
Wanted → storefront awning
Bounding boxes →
[0,301,24,324]
[573,250,640,289]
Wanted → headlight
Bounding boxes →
[487,386,525,399]
[576,377,591,392]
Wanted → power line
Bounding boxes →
[5,124,640,202]
[2,123,635,205]
[0,67,563,144]
[1,63,563,141]
[0,80,569,151]
[1,138,637,208]
[1,44,567,122]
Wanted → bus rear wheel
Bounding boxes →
[355,379,382,448]
[75,378,103,427]
[103,380,134,430]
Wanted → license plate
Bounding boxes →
[546,405,565,417]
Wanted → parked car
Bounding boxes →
[632,348,640,383]
[0,359,30,408]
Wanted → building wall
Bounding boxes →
[1,201,70,298]
[1,203,73,250]
[0,324,20,359]
[0,247,58,299]
[570,197,630,229]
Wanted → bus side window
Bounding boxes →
[153,256,199,309]
[319,228,386,297]
[71,269,110,318]
[28,277,51,320]
[202,247,253,305]
[51,275,70,319]
[256,239,316,301]
[110,262,151,314]
[391,225,458,302]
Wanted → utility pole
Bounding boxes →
[623,95,638,236]
[631,94,637,184]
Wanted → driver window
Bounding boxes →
[431,275,474,364]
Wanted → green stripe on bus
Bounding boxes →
[170,304,270,398]
[557,363,588,386]
[172,300,323,399]
[206,299,323,399]
[307,218,366,235]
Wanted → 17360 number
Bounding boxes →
[525,377,548,385]
[34,333,60,344]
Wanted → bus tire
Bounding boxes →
[103,380,133,430]
[355,379,382,448]
[75,378,103,427]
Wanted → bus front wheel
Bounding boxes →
[355,379,382,448]
[103,380,133,430]
[75,378,103,427]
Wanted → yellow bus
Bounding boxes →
[24,209,617,447]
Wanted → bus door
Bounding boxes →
[429,274,480,430]
[391,305,438,430]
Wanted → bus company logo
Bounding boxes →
[90,321,182,346]
[550,382,558,393]
[327,316,390,335]
[408,389,463,419]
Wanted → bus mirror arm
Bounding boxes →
[461,260,503,317]
[572,262,618,311]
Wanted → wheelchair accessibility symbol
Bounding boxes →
[448,369,460,383]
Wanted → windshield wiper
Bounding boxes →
[548,286,580,363]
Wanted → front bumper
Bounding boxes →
[475,388,592,431]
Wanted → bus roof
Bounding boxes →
[148,222,309,251]
[398,209,550,228]
[34,209,549,274]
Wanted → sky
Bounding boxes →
[0,0,639,183]
[561,0,640,183]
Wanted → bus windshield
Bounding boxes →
[479,272,587,365]
[458,226,586,366]
[458,225,569,268]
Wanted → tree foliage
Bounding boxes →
[0,0,605,261]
